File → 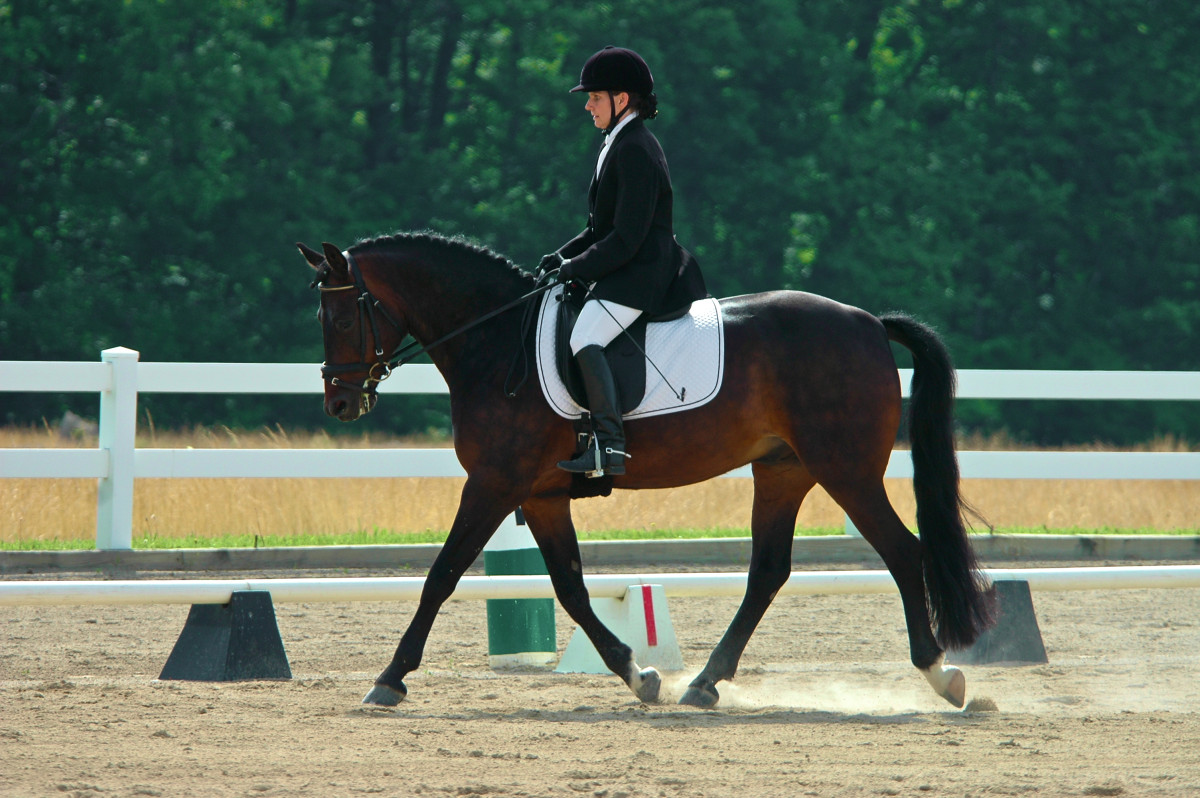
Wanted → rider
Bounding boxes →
[540,46,707,477]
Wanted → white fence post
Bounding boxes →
[96,347,139,550]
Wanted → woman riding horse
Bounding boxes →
[301,233,993,710]
[540,46,707,477]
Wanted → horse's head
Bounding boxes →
[299,241,406,422]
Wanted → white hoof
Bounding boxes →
[921,656,966,708]
[628,663,662,704]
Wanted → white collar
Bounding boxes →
[605,110,639,141]
[596,111,639,176]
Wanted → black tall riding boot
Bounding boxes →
[557,345,630,476]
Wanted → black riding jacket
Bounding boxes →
[559,117,706,316]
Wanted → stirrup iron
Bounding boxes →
[557,435,631,478]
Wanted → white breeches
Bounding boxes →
[569,298,643,355]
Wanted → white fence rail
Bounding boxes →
[2,348,1199,550]
[4,566,1200,606]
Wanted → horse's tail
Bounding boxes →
[880,312,995,649]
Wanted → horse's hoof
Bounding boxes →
[634,667,662,704]
[941,667,967,708]
[362,683,407,707]
[679,682,719,708]
[921,659,966,709]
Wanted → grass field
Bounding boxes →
[2,424,1197,548]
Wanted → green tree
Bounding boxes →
[781,0,1200,442]
[2,0,1196,442]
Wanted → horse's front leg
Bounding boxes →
[362,474,517,707]
[522,496,663,704]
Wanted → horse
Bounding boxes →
[298,232,994,710]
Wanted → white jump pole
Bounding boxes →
[3,566,1200,607]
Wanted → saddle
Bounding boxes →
[554,282,690,413]
[535,283,725,498]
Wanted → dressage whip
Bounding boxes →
[573,278,685,403]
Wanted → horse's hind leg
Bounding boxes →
[522,496,663,704]
[681,458,813,708]
[826,480,966,707]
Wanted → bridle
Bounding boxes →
[313,252,407,412]
[313,251,557,412]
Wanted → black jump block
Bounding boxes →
[159,590,292,681]
[948,579,1048,665]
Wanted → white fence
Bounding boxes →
[2,347,1199,550]
[4,566,1200,606]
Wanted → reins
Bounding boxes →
[387,273,556,372]
[315,252,555,398]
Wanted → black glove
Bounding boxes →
[536,252,564,277]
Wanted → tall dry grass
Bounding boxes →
[2,424,1196,544]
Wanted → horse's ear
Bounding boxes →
[297,242,324,270]
[321,242,349,277]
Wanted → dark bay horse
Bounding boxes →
[298,233,994,709]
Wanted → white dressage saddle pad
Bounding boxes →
[535,285,726,420]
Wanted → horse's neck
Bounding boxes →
[361,245,527,381]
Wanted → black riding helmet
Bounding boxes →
[571,46,654,95]
[570,46,655,132]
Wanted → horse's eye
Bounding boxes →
[334,318,354,332]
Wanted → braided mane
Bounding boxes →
[348,231,532,284]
